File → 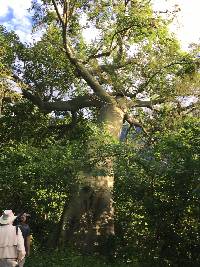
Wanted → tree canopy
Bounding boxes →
[1,0,199,121]
[0,1,199,266]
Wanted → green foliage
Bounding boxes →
[28,0,199,102]
[0,25,22,74]
[0,100,108,243]
[19,26,78,98]
[0,1,200,266]
[0,141,72,238]
[0,101,48,145]
[25,248,132,267]
[114,117,200,266]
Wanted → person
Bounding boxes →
[0,210,26,267]
[14,213,31,267]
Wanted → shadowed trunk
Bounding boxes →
[58,103,124,255]
[0,89,5,117]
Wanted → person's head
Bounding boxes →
[0,210,17,225]
[18,212,30,223]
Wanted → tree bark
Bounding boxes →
[0,88,5,117]
[58,103,125,255]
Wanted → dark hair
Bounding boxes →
[13,212,30,225]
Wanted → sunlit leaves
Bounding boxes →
[20,26,79,98]
[0,25,24,78]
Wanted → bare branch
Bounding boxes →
[8,73,105,112]
[62,42,116,105]
[127,98,164,109]
[22,90,103,112]
[52,0,64,26]
[51,2,116,106]
[86,51,112,61]
[179,99,200,115]
[90,56,140,76]
[85,44,118,63]
[124,113,148,134]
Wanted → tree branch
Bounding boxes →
[22,90,103,112]
[124,113,148,134]
[127,98,164,109]
[52,0,64,26]
[90,57,140,77]
[50,1,117,106]
[138,60,194,94]
[61,41,116,105]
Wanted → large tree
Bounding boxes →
[2,0,199,253]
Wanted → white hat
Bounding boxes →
[0,210,17,225]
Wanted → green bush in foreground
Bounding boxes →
[25,248,136,267]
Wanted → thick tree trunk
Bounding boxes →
[58,104,124,255]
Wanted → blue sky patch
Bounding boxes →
[0,7,14,23]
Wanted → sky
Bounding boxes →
[0,0,200,50]
[0,0,33,42]
[153,0,200,50]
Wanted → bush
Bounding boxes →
[25,248,134,267]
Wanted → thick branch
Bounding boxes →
[85,44,118,63]
[87,51,112,61]
[94,57,139,74]
[52,0,64,26]
[22,90,103,112]
[124,113,148,134]
[124,113,143,128]
[177,99,200,115]
[62,42,116,105]
[127,98,164,109]
[52,1,116,106]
